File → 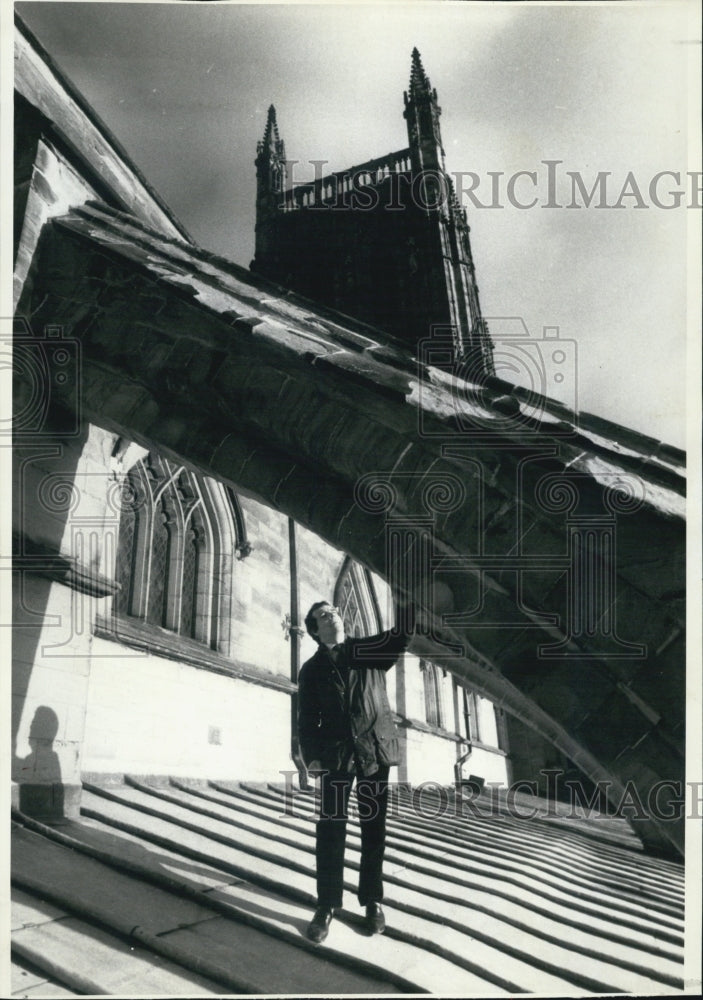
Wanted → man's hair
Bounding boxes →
[304,601,330,643]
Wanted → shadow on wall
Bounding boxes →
[12,383,90,818]
[13,705,64,818]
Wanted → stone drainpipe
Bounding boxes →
[454,744,473,788]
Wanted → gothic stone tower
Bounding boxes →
[252,49,495,375]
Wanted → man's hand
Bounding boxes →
[306,759,322,776]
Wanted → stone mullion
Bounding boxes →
[128,462,155,621]
[113,480,136,617]
[420,660,431,725]
[188,505,212,645]
[179,518,198,640]
[177,469,210,644]
[438,667,451,731]
[451,676,462,739]
[471,692,481,743]
[433,666,443,728]
[196,478,225,652]
[214,496,236,656]
[199,477,240,656]
[158,482,184,633]
[145,504,168,627]
[139,455,176,626]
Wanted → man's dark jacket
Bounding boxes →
[297,629,410,777]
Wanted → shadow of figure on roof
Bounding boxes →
[14,705,64,819]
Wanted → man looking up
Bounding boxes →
[298,599,414,944]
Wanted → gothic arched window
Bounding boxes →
[333,556,383,638]
[114,453,248,652]
[420,659,445,729]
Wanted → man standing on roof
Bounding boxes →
[298,599,415,944]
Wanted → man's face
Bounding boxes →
[313,604,345,646]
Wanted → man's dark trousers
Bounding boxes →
[316,764,390,908]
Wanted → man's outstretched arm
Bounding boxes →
[348,599,417,668]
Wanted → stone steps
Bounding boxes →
[10,962,78,999]
[167,780,686,987]
[90,778,682,992]
[11,776,685,995]
[10,879,225,995]
[79,784,511,994]
[193,776,684,960]
[12,815,411,996]
[13,823,428,995]
[10,952,78,998]
[73,808,486,996]
[243,781,685,933]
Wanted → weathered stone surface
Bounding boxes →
[16,202,686,855]
[626,638,686,744]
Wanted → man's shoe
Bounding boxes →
[306,906,335,944]
[365,902,386,934]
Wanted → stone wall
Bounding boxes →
[12,576,90,819]
[81,640,292,782]
[404,726,458,788]
[12,420,120,818]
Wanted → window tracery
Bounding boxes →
[334,556,382,638]
[114,452,248,651]
[420,659,444,728]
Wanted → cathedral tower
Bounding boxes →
[252,51,494,376]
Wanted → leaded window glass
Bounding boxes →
[114,450,247,651]
[421,660,444,728]
[334,556,382,637]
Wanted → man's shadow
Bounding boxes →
[14,705,64,818]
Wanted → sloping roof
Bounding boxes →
[12,778,685,995]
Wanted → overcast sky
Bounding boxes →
[15,0,700,449]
